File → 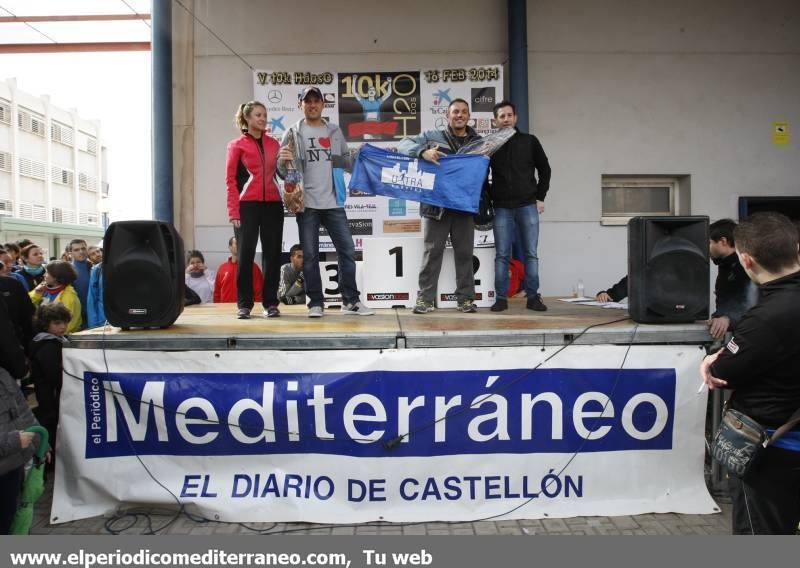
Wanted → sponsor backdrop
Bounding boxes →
[253,66,503,252]
[53,345,716,524]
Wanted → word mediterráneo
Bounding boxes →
[84,368,675,458]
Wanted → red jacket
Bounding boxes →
[213,258,263,303]
[226,133,281,221]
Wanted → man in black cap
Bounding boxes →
[277,87,374,318]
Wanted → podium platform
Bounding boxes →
[69,297,712,351]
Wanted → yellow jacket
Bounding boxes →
[29,284,83,333]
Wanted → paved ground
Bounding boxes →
[29,476,733,535]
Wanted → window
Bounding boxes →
[52,165,74,186]
[79,172,98,192]
[51,121,75,146]
[80,211,100,226]
[19,202,47,221]
[0,99,10,125]
[52,207,77,225]
[601,175,688,226]
[80,133,98,155]
[18,108,46,137]
[0,199,12,215]
[18,156,46,180]
[0,151,11,172]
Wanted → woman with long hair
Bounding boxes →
[18,244,46,292]
[225,101,284,319]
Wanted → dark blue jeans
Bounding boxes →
[493,204,540,298]
[298,207,359,307]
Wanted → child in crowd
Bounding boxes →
[18,244,46,292]
[279,244,306,305]
[184,250,216,304]
[0,297,47,535]
[86,262,105,327]
[29,303,71,454]
[87,246,103,265]
[28,260,82,333]
[214,237,263,304]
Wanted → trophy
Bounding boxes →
[456,127,515,156]
[281,130,304,213]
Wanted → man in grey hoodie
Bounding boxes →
[278,87,374,318]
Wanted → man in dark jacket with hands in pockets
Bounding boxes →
[487,101,551,313]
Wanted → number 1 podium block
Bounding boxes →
[362,238,424,308]
[436,246,496,309]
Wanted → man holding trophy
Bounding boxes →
[277,87,374,318]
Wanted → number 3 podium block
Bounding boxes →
[306,261,364,308]
[362,238,423,308]
[436,246,496,309]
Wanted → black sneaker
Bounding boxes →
[526,295,547,312]
[490,298,508,312]
[237,308,251,319]
[264,306,281,318]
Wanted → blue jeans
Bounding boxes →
[298,207,359,308]
[493,204,540,299]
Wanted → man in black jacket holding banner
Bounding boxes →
[487,101,551,312]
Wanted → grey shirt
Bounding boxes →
[300,124,338,210]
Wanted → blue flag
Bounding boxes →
[349,144,489,214]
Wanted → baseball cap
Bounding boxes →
[299,86,323,101]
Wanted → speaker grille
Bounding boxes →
[644,251,708,317]
[107,257,172,320]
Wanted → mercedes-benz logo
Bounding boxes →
[435,117,447,129]
[267,90,282,103]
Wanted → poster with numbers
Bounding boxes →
[253,65,502,251]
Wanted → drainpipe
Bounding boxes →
[508,0,530,131]
[152,0,173,223]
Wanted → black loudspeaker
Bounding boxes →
[103,220,185,329]
[628,216,710,323]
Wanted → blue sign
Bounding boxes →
[388,198,407,217]
[84,368,676,458]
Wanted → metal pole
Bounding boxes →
[508,0,530,132]
[152,0,173,223]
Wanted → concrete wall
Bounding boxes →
[180,0,800,296]
[529,0,800,294]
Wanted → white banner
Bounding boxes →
[53,345,716,524]
[253,66,502,251]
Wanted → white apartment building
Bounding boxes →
[0,78,106,259]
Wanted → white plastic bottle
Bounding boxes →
[576,279,585,298]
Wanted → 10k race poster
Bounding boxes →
[253,65,503,250]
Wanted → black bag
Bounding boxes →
[474,188,494,231]
[712,406,800,478]
[711,408,768,478]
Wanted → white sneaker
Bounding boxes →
[308,306,324,318]
[341,301,375,316]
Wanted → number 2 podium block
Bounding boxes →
[436,246,496,309]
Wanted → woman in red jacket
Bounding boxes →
[226,101,284,319]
